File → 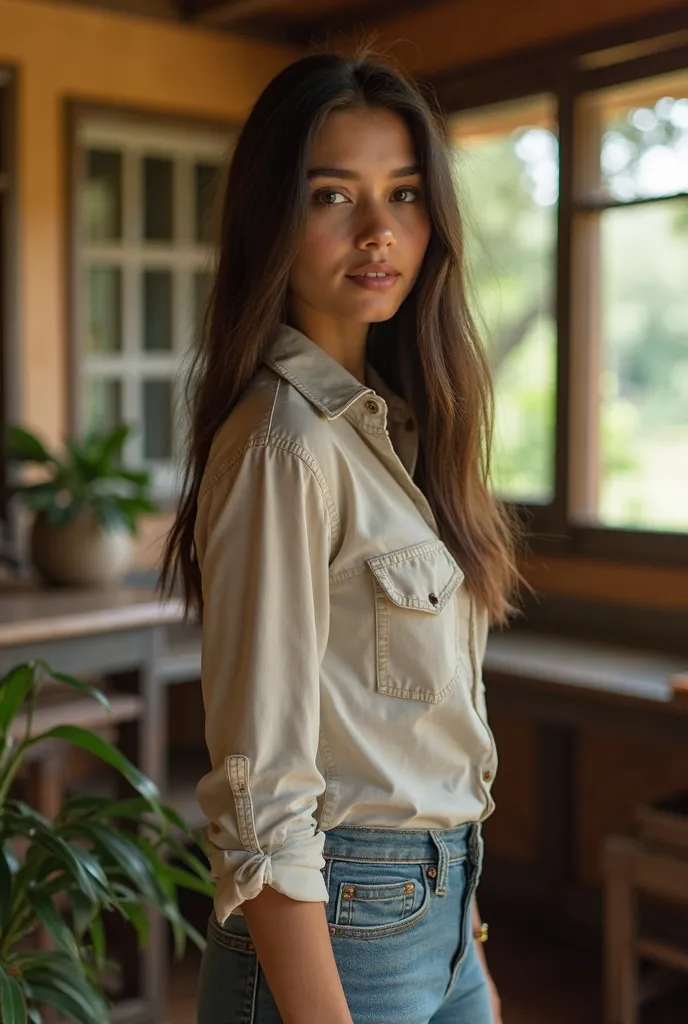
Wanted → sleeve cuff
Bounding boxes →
[210,829,328,925]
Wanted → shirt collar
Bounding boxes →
[264,324,373,421]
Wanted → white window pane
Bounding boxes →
[143,379,173,459]
[143,270,173,351]
[83,149,122,242]
[143,156,173,241]
[451,97,559,504]
[599,70,688,203]
[85,379,122,434]
[599,197,688,531]
[87,267,122,353]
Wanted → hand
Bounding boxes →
[485,969,503,1024]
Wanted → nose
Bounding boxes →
[354,201,396,251]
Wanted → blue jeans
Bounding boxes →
[197,822,493,1024]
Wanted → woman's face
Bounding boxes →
[289,107,431,329]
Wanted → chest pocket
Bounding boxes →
[366,540,464,704]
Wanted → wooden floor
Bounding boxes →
[166,921,687,1023]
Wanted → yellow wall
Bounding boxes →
[0,0,298,443]
[384,0,686,74]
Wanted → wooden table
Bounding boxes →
[0,583,184,1024]
[482,630,688,933]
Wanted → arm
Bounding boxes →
[196,441,352,1024]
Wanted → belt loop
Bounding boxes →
[429,830,449,896]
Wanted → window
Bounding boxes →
[440,17,688,558]
[73,115,231,498]
[571,69,688,533]
[451,97,559,505]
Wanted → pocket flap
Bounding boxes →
[367,542,464,614]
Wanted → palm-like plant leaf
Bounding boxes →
[0,965,27,1024]
[0,661,210,1023]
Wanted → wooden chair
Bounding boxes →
[603,793,688,1024]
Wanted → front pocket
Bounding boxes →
[327,860,429,940]
[367,541,464,703]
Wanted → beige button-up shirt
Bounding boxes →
[195,324,498,923]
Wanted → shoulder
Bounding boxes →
[200,367,337,501]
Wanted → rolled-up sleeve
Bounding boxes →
[194,439,332,923]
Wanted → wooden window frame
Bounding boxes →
[431,7,688,567]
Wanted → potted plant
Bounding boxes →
[6,424,157,587]
[0,659,212,1024]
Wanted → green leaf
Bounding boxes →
[0,846,13,933]
[6,427,54,465]
[8,809,106,902]
[63,821,164,904]
[166,864,214,898]
[0,664,35,736]
[27,887,80,961]
[0,964,27,1024]
[37,663,111,714]
[13,483,61,512]
[87,915,106,967]
[24,726,162,813]
[98,424,130,464]
[118,901,150,948]
[69,890,95,940]
[22,979,107,1024]
[115,468,150,488]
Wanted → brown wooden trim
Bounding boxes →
[575,190,688,213]
[571,39,688,94]
[190,0,293,25]
[520,553,688,612]
[429,6,688,113]
[0,67,19,538]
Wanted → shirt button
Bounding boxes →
[427,867,437,878]
[329,925,336,937]
[483,770,494,783]
[428,593,439,606]
[365,400,380,415]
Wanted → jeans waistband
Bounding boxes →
[321,822,481,865]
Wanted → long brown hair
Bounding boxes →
[161,51,523,625]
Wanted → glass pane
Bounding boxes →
[143,157,173,241]
[599,71,688,202]
[194,271,213,343]
[451,97,559,503]
[143,380,173,460]
[83,150,122,241]
[195,163,220,243]
[85,380,122,434]
[87,267,122,352]
[599,197,688,531]
[143,270,173,351]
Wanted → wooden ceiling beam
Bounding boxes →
[190,0,295,26]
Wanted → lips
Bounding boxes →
[346,262,401,293]
[347,262,400,279]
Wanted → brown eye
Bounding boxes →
[392,187,421,203]
[314,189,347,206]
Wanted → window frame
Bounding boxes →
[431,7,688,566]
[66,101,235,504]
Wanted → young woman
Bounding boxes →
[163,51,520,1024]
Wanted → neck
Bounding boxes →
[290,303,368,383]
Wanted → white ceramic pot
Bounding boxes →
[31,510,133,587]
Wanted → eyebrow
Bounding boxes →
[307,164,421,181]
